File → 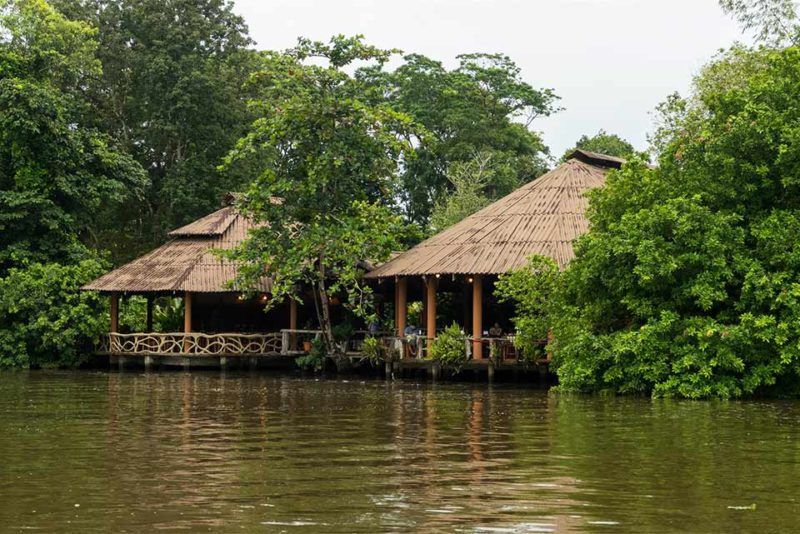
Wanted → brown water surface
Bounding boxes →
[1,371,799,532]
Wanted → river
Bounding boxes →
[1,371,798,532]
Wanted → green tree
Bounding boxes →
[0,259,108,368]
[720,0,799,45]
[365,52,559,226]
[561,130,635,161]
[52,0,257,260]
[551,45,800,398]
[429,152,494,232]
[0,0,145,271]
[496,255,559,362]
[226,36,418,360]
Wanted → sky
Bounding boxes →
[234,0,750,159]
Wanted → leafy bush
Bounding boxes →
[496,255,559,363]
[295,337,326,372]
[551,46,800,398]
[119,296,146,333]
[0,260,108,368]
[427,323,468,370]
[361,336,386,363]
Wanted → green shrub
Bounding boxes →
[361,336,386,363]
[428,322,468,370]
[295,337,326,371]
[0,260,108,368]
[496,255,559,363]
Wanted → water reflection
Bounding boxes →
[0,371,799,532]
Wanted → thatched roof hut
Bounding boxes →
[366,149,622,279]
[83,203,270,294]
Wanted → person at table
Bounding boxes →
[488,322,503,337]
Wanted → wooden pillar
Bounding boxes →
[109,293,119,333]
[146,296,154,332]
[396,277,407,337]
[426,277,437,341]
[184,292,193,332]
[183,292,193,354]
[394,282,399,333]
[289,297,298,350]
[472,275,483,360]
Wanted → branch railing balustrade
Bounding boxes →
[101,332,283,356]
[98,330,545,362]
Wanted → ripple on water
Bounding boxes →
[1,371,800,532]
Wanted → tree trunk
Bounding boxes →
[317,257,342,360]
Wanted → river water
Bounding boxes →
[1,371,799,533]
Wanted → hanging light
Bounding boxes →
[468,276,474,283]
[260,294,268,303]
[435,273,440,279]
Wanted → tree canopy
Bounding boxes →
[548,44,800,398]
[720,0,800,45]
[51,0,258,261]
[0,0,145,272]
[225,36,418,359]
[561,130,635,161]
[367,53,559,226]
[429,152,495,233]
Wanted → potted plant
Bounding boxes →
[302,319,315,352]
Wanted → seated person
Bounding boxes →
[488,322,504,337]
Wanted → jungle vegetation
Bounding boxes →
[5,0,800,400]
[499,0,800,398]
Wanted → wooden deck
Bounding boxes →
[98,330,549,380]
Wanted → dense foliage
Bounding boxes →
[561,130,635,162]
[0,0,145,272]
[496,255,559,363]
[366,53,559,226]
[427,323,469,370]
[0,260,108,368]
[226,36,418,358]
[429,152,495,232]
[52,0,258,260]
[549,45,800,398]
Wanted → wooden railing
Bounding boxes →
[100,332,283,356]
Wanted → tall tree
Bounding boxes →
[429,152,495,232]
[52,0,257,260]
[0,0,145,271]
[225,36,418,360]
[363,53,559,226]
[720,0,800,45]
[550,45,800,398]
[561,130,635,161]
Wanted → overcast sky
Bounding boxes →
[235,0,750,159]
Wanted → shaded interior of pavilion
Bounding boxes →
[371,274,519,360]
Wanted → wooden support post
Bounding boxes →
[472,275,483,360]
[146,296,154,332]
[289,297,298,351]
[109,293,119,333]
[426,277,437,341]
[183,292,193,354]
[396,277,407,337]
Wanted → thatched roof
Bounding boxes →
[365,150,622,278]
[83,206,270,294]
